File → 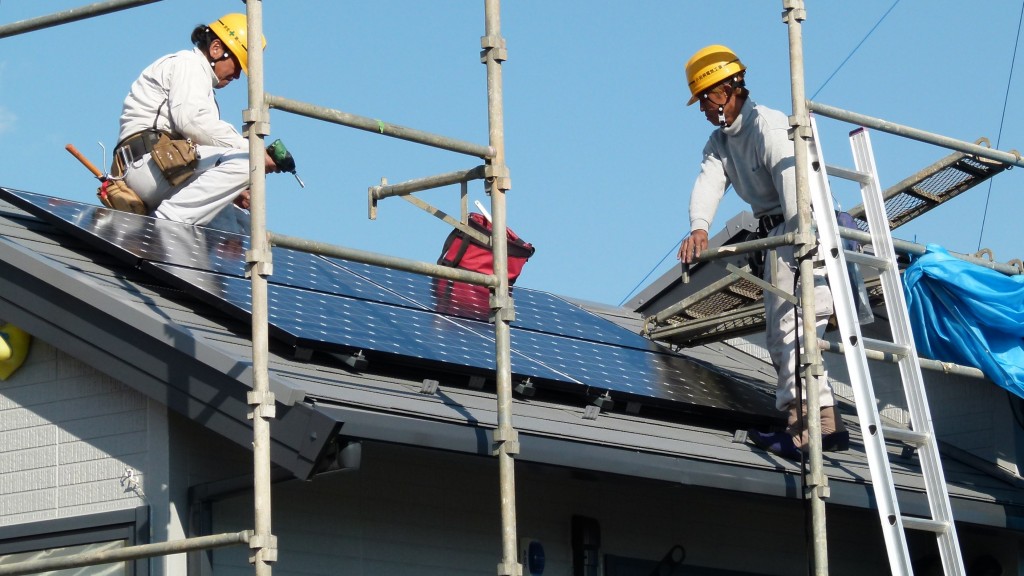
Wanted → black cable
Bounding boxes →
[810,0,902,100]
[977,0,1024,251]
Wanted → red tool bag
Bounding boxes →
[437,212,536,284]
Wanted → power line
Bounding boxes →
[977,0,1024,251]
[811,0,902,100]
[617,239,680,307]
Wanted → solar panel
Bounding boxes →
[339,258,658,349]
[145,262,581,384]
[1,188,779,423]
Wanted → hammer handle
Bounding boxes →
[65,144,104,179]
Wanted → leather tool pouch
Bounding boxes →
[151,134,199,187]
[97,179,148,215]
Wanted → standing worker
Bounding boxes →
[676,45,848,459]
[113,13,280,234]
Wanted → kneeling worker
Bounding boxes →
[114,13,281,234]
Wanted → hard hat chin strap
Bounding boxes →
[716,75,745,128]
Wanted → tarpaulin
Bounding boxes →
[904,244,1024,398]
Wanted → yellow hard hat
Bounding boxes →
[685,45,746,105]
[208,13,267,76]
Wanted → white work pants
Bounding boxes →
[123,145,251,234]
[763,222,836,411]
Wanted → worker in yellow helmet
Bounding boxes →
[677,45,848,459]
[112,14,280,234]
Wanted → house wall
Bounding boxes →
[205,440,1016,576]
[0,338,184,574]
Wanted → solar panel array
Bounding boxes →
[1,188,778,424]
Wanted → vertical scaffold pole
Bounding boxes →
[481,1,521,575]
[243,3,277,575]
[782,1,830,574]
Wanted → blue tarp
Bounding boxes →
[904,244,1024,398]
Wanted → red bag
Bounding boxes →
[437,213,535,284]
[432,278,491,321]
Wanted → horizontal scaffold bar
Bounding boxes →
[269,231,498,288]
[819,339,986,380]
[370,165,487,201]
[809,100,1024,169]
[0,0,161,38]
[837,228,1022,276]
[0,531,251,576]
[266,94,494,159]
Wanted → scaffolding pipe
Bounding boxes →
[481,1,520,575]
[0,531,251,576]
[269,232,497,287]
[244,4,276,576]
[686,232,798,266]
[818,340,987,380]
[0,0,160,38]
[369,165,487,201]
[784,3,830,574]
[266,94,494,159]
[809,101,1024,169]
[838,227,1023,276]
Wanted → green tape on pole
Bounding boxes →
[376,120,385,134]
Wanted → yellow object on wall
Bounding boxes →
[0,323,31,380]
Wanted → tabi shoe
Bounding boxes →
[748,404,850,460]
[747,428,802,460]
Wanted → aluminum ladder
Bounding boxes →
[807,118,965,576]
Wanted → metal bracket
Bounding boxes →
[248,533,279,564]
[804,477,830,500]
[245,248,274,278]
[480,34,508,62]
[492,426,520,455]
[513,378,536,397]
[247,390,277,420]
[242,107,271,138]
[468,375,486,389]
[420,379,439,395]
[490,293,516,323]
[781,0,806,22]
[583,392,614,420]
[496,561,523,576]
[484,163,512,191]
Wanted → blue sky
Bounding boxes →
[1,1,1022,306]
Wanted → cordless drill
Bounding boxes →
[266,139,304,187]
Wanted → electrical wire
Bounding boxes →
[810,0,902,100]
[977,0,1024,251]
[616,239,681,306]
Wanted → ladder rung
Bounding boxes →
[825,163,873,184]
[881,426,930,447]
[843,250,891,271]
[861,337,911,357]
[901,516,951,534]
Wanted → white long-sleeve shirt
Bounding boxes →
[688,98,796,233]
[118,47,247,149]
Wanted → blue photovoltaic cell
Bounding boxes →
[504,327,770,411]
[336,258,658,349]
[145,262,581,384]
[0,189,413,306]
[2,188,778,419]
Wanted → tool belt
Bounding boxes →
[116,129,199,187]
[756,213,786,237]
[117,129,165,162]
